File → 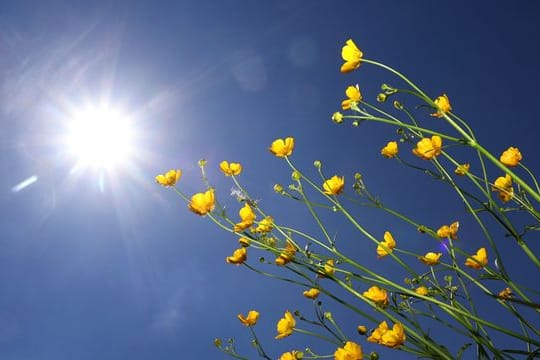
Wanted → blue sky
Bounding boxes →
[1,1,540,359]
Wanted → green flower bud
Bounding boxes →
[376,93,387,102]
[313,160,322,169]
[292,170,302,181]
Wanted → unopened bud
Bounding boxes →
[332,112,344,124]
[313,160,321,169]
[376,93,387,102]
[393,100,403,110]
[292,170,301,181]
[273,184,284,193]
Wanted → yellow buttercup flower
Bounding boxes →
[455,163,470,176]
[155,169,182,187]
[381,141,398,158]
[275,240,297,266]
[377,231,396,258]
[188,189,215,216]
[413,135,442,160]
[269,137,295,158]
[279,351,301,360]
[234,203,256,232]
[275,311,296,339]
[323,175,345,195]
[226,247,247,265]
[363,286,389,307]
[381,322,406,348]
[219,161,242,176]
[340,39,363,73]
[341,84,362,110]
[254,216,274,233]
[419,252,442,265]
[465,247,488,269]
[317,259,335,278]
[334,341,363,360]
[367,321,388,344]
[415,286,429,296]
[500,147,522,167]
[237,310,259,326]
[431,94,452,117]
[492,174,514,202]
[303,288,320,299]
[368,321,406,348]
[437,221,459,239]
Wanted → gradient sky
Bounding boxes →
[1,1,540,359]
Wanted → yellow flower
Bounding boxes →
[498,287,513,300]
[413,135,442,160]
[237,310,259,326]
[219,161,242,176]
[303,288,320,299]
[437,221,459,239]
[357,325,368,335]
[419,252,442,265]
[363,286,389,307]
[340,39,363,73]
[332,111,344,124]
[254,216,274,233]
[334,341,363,360]
[455,163,470,176]
[226,247,247,265]
[279,351,300,360]
[155,169,182,187]
[238,237,250,247]
[275,311,296,339]
[367,321,388,344]
[465,247,488,269]
[381,322,406,348]
[368,321,406,348]
[431,94,452,117]
[188,189,215,216]
[381,141,398,158]
[415,286,429,296]
[269,137,295,158]
[317,259,336,278]
[376,231,396,258]
[234,203,256,232]
[500,147,522,167]
[275,241,297,266]
[341,84,362,110]
[492,174,514,202]
[323,175,345,195]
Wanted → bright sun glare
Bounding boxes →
[66,106,134,171]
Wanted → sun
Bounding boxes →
[65,105,134,171]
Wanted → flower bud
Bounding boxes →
[369,351,380,360]
[198,159,207,167]
[352,120,359,127]
[376,93,387,102]
[213,338,222,347]
[313,160,322,169]
[357,325,367,335]
[393,100,403,110]
[332,112,344,124]
[273,183,284,193]
[324,311,333,320]
[292,170,302,181]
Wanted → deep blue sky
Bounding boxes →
[1,1,540,359]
